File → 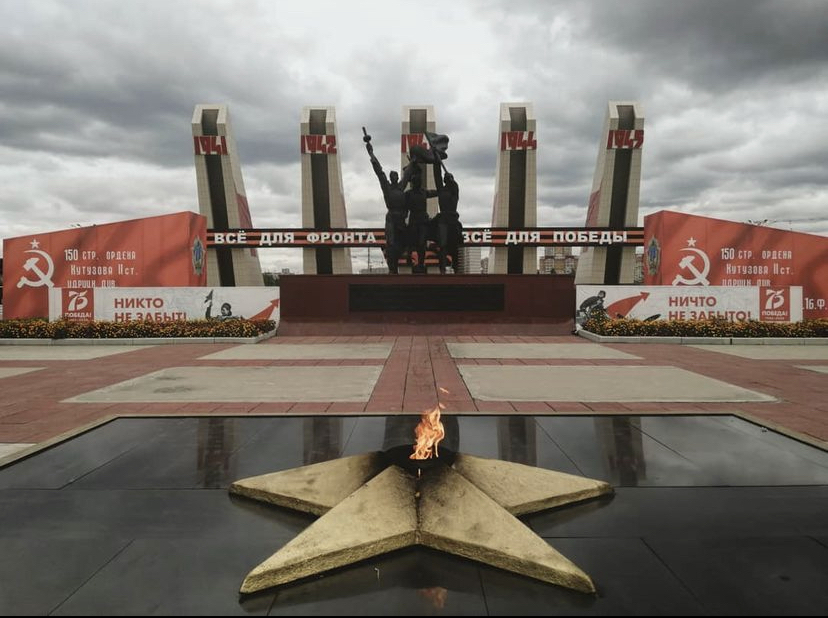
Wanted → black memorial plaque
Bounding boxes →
[349,284,504,312]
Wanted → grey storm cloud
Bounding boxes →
[1,0,826,274]
[581,0,828,87]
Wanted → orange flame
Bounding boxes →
[410,388,448,460]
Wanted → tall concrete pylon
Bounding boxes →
[192,104,263,286]
[489,102,538,274]
[575,101,644,285]
[300,106,352,274]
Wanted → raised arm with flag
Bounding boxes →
[400,131,450,190]
[424,131,449,163]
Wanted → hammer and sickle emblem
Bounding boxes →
[16,250,56,289]
[672,247,710,286]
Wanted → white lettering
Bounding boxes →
[725,264,769,275]
[68,265,114,276]
[105,251,137,260]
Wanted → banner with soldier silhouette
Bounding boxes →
[48,286,279,324]
[575,284,803,331]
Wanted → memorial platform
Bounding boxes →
[277,274,576,335]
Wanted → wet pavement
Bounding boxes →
[0,414,827,615]
[0,335,827,614]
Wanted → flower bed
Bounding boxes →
[0,318,276,339]
[583,317,828,338]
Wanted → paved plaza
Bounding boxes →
[0,335,827,615]
[2,336,826,452]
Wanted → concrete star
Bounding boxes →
[230,452,613,594]
[686,237,697,247]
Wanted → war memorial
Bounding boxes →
[0,101,827,615]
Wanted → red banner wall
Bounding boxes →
[643,211,828,320]
[3,211,207,319]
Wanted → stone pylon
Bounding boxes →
[575,101,644,285]
[489,102,538,274]
[192,104,263,286]
[300,106,353,274]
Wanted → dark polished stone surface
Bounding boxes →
[349,284,505,312]
[479,538,706,616]
[0,537,130,615]
[1,414,827,615]
[642,536,828,616]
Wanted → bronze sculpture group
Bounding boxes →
[364,128,463,274]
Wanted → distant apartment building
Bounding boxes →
[540,246,577,274]
[456,246,482,274]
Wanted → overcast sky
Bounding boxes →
[2,0,826,274]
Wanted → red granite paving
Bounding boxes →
[248,402,295,414]
[472,400,516,412]
[325,402,369,414]
[365,337,409,413]
[546,402,594,413]
[0,336,826,447]
[282,402,328,414]
[583,402,632,412]
[510,402,556,413]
